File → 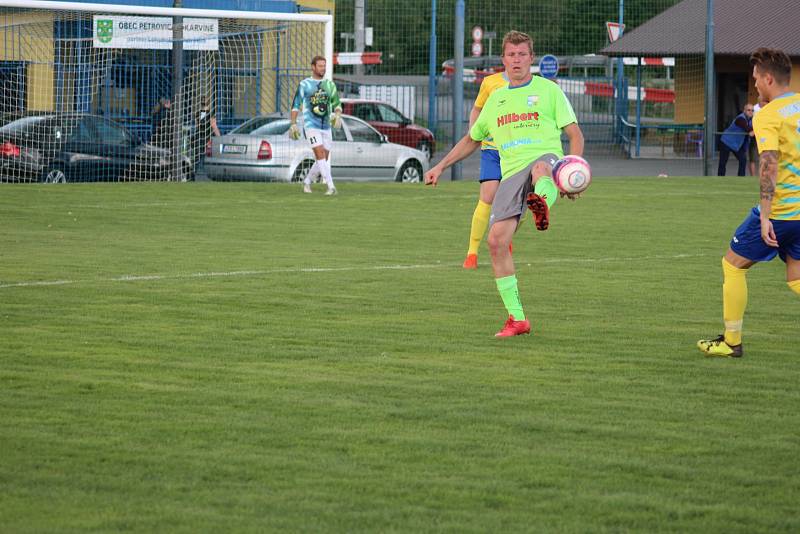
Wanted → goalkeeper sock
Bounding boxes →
[305,161,320,185]
[319,159,335,189]
[722,257,748,346]
[496,274,525,321]
[533,176,558,209]
[468,200,492,255]
[789,279,800,296]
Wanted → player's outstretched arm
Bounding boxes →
[563,123,585,157]
[424,134,481,186]
[556,123,586,200]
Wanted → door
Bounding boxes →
[329,121,357,180]
[342,117,395,180]
[717,73,751,138]
[375,103,410,147]
[87,116,141,181]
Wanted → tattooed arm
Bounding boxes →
[759,150,779,247]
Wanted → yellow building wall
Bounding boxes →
[674,58,705,125]
[674,57,800,125]
[746,64,800,103]
[296,0,334,14]
[0,12,55,111]
[256,20,327,115]
[257,0,333,114]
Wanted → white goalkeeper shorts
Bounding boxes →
[306,128,332,151]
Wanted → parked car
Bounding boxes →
[204,113,428,184]
[339,99,435,160]
[441,55,505,83]
[0,113,193,183]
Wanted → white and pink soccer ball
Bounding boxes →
[552,155,592,194]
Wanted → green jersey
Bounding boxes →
[470,76,577,180]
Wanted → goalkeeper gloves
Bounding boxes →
[331,110,342,129]
[289,123,300,140]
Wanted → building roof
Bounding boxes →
[602,0,800,57]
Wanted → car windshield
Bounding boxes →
[232,117,290,135]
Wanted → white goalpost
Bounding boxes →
[0,0,332,183]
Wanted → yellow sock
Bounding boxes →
[468,200,492,255]
[789,279,800,296]
[722,258,748,346]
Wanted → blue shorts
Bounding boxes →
[479,149,502,182]
[730,207,800,262]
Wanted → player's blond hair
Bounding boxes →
[502,31,534,56]
[750,48,792,85]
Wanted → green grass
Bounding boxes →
[1,177,798,532]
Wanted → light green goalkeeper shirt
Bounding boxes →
[470,76,577,180]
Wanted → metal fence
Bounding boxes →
[334,0,708,166]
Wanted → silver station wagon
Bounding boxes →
[204,114,428,183]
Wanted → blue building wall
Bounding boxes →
[53,0,298,14]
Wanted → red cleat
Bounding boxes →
[526,193,550,231]
[462,253,478,269]
[495,315,531,337]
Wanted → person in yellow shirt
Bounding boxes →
[461,71,509,269]
[698,47,800,357]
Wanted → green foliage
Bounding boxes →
[1,178,799,531]
[335,0,683,75]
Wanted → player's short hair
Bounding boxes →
[750,47,792,85]
[501,31,534,56]
[311,55,326,67]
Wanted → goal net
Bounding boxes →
[0,0,331,183]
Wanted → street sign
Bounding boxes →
[471,42,483,57]
[471,26,483,41]
[538,54,559,79]
[606,21,625,42]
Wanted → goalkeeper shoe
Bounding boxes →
[526,193,550,231]
[495,315,531,337]
[303,183,312,194]
[325,187,337,196]
[697,335,743,358]
[463,254,478,269]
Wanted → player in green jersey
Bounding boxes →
[425,30,584,337]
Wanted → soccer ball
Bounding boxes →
[552,155,592,194]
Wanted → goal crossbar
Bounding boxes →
[0,0,334,76]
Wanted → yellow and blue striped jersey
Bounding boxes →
[474,72,508,150]
[754,92,800,220]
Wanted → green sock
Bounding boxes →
[534,176,558,208]
[496,275,525,320]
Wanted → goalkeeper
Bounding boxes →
[290,55,342,196]
[425,31,584,337]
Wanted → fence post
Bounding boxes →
[428,0,437,135]
[635,57,642,157]
[703,0,715,176]
[614,0,624,143]
[172,0,184,181]
[451,0,464,181]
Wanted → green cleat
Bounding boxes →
[697,335,743,358]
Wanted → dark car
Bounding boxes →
[0,113,192,183]
[340,99,435,160]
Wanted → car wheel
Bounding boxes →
[292,159,315,183]
[41,165,67,184]
[417,141,432,161]
[396,160,423,183]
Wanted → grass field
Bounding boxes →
[2,177,799,532]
